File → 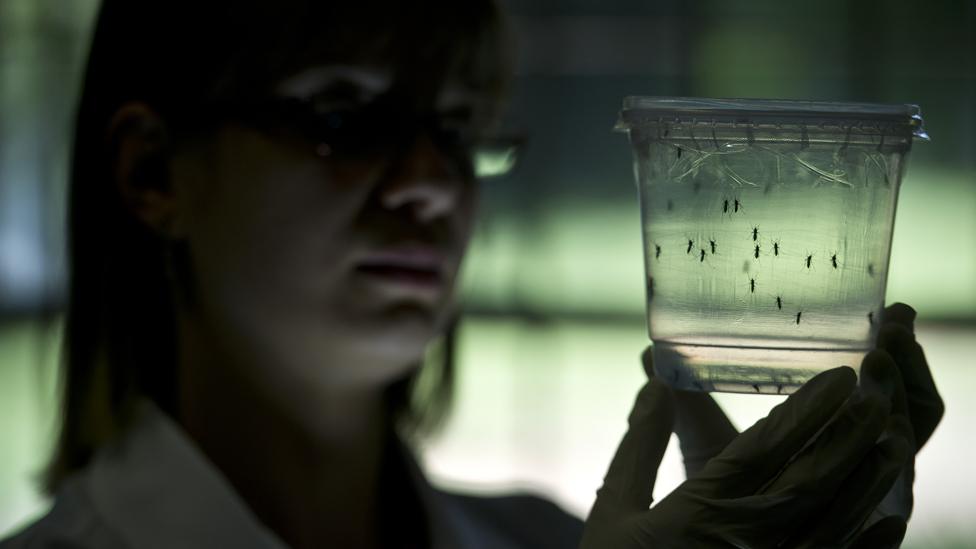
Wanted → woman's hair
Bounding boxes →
[45,0,510,493]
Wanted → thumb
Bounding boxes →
[643,347,739,478]
[591,377,675,517]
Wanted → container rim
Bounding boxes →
[617,97,928,140]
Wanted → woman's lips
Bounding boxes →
[354,247,448,291]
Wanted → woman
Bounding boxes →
[1,0,943,547]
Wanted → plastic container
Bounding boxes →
[615,98,927,394]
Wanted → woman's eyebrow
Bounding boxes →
[275,66,393,101]
[306,80,374,103]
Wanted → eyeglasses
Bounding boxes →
[219,95,525,179]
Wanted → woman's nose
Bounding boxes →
[379,133,464,223]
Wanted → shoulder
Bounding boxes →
[441,490,584,549]
[0,479,128,549]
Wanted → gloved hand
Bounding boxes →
[863,303,944,524]
[653,303,943,546]
[581,364,910,548]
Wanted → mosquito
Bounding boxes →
[831,253,839,269]
[752,226,759,241]
[795,311,803,325]
[723,199,729,213]
[867,263,875,277]
[700,249,706,263]
[655,244,661,259]
[754,244,761,259]
[677,146,683,159]
[750,278,756,293]
[868,311,874,325]
[710,239,717,254]
[734,198,742,212]
[805,254,814,269]
[687,239,694,254]
[773,241,780,256]
[776,296,783,310]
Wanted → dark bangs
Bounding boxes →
[103,1,512,129]
[216,2,513,113]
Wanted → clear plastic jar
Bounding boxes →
[616,98,928,394]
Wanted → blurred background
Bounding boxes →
[1,0,973,546]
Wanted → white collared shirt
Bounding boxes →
[1,403,582,548]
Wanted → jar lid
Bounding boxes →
[616,97,928,140]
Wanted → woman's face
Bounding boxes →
[170,65,487,387]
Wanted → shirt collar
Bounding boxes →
[78,400,486,549]
[82,400,289,549]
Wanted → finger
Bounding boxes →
[875,415,916,520]
[849,516,907,549]
[861,350,917,517]
[861,349,909,421]
[882,302,916,331]
[760,389,891,503]
[642,348,738,478]
[673,390,740,478]
[879,303,943,446]
[790,435,910,548]
[877,321,944,449]
[688,366,857,498]
[861,350,916,450]
[647,490,802,548]
[590,377,675,517]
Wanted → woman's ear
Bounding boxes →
[106,102,186,238]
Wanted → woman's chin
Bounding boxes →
[351,302,443,360]
[291,301,445,379]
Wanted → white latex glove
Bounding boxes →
[581,365,910,549]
